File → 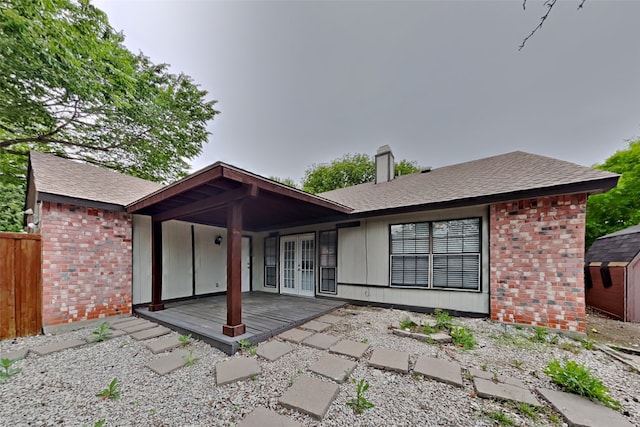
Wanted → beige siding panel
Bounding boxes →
[363,220,389,286]
[162,220,193,300]
[132,215,152,305]
[338,226,367,285]
[194,225,227,294]
[628,255,640,322]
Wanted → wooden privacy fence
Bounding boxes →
[0,232,42,339]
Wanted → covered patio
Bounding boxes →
[126,162,351,349]
[134,293,346,354]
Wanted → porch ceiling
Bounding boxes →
[126,162,352,231]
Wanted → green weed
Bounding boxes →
[530,327,548,343]
[544,358,620,410]
[178,334,192,346]
[96,378,120,400]
[486,410,515,426]
[399,317,418,330]
[559,342,581,354]
[450,326,477,350]
[580,338,596,350]
[434,309,454,331]
[516,402,538,420]
[346,378,375,414]
[183,349,197,367]
[92,322,112,342]
[512,359,524,370]
[0,358,21,382]
[237,339,257,355]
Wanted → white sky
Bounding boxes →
[94,0,640,183]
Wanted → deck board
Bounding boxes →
[135,293,345,354]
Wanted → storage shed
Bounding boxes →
[585,224,640,322]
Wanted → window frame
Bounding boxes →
[263,235,278,288]
[318,229,338,295]
[389,217,482,292]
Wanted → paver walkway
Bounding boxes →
[146,350,191,375]
[31,339,86,356]
[368,348,410,373]
[538,388,634,427]
[300,320,332,332]
[279,375,340,420]
[414,356,463,387]
[309,354,356,383]
[146,336,184,354]
[131,326,170,341]
[0,348,29,361]
[257,341,294,361]
[238,407,302,427]
[279,328,313,343]
[216,357,261,386]
[302,333,340,350]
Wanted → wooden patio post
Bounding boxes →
[223,200,246,336]
[149,220,164,311]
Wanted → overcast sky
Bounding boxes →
[93,0,639,183]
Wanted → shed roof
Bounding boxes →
[320,151,619,214]
[29,151,164,208]
[586,224,640,264]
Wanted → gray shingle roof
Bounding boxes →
[320,151,619,214]
[586,224,640,264]
[30,151,164,207]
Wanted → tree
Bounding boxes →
[302,153,420,194]
[0,181,24,232]
[585,139,640,248]
[269,176,299,189]
[0,0,218,231]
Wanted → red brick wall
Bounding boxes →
[490,194,587,332]
[40,202,132,327]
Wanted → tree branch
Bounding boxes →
[519,0,557,51]
[0,136,110,152]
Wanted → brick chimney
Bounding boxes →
[375,145,395,184]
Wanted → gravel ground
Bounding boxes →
[1,305,639,427]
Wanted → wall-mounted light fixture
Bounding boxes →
[214,235,223,245]
[23,208,34,215]
[27,222,39,230]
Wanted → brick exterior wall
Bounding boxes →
[490,194,588,332]
[40,202,132,327]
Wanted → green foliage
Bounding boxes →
[178,334,192,346]
[92,322,112,342]
[512,359,524,370]
[183,349,197,366]
[559,342,581,354]
[0,181,25,231]
[543,358,621,410]
[0,358,21,382]
[399,317,418,330]
[486,410,515,426]
[346,378,375,414]
[434,309,454,331]
[450,326,477,350]
[422,324,436,334]
[237,339,257,355]
[96,378,120,400]
[530,327,548,343]
[302,153,420,194]
[580,338,596,350]
[0,0,219,187]
[586,139,640,248]
[516,403,539,420]
[92,420,106,427]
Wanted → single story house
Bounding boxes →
[25,146,619,335]
[585,224,640,322]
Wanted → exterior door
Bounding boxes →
[280,233,315,297]
[242,237,251,292]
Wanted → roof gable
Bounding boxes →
[320,151,619,214]
[586,225,640,263]
[29,151,164,208]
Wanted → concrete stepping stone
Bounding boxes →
[257,341,294,361]
[31,339,86,356]
[146,350,190,375]
[238,407,302,427]
[0,348,28,361]
[299,320,331,332]
[368,348,410,373]
[302,333,340,350]
[146,335,184,354]
[111,318,149,330]
[121,321,158,334]
[216,357,261,386]
[538,388,634,427]
[108,316,135,325]
[279,375,340,420]
[279,328,313,344]
[468,368,527,389]
[473,377,539,406]
[315,314,342,324]
[131,326,170,341]
[309,354,356,384]
[330,339,370,359]
[84,329,127,343]
[414,356,463,387]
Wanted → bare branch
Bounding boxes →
[0,136,110,152]
[519,0,558,51]
[578,0,586,9]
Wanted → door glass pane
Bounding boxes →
[283,240,295,289]
[300,238,314,292]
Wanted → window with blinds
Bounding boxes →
[390,218,481,291]
[319,230,337,294]
[264,236,277,288]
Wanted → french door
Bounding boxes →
[280,233,315,297]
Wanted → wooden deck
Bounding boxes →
[134,292,346,354]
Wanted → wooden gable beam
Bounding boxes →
[152,184,258,223]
